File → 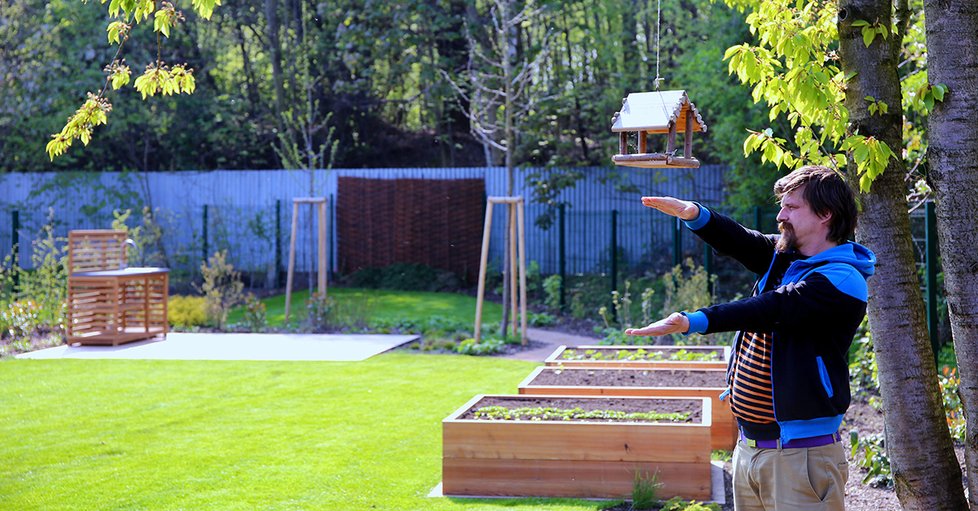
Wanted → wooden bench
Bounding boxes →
[66,230,169,346]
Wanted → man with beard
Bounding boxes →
[625,165,875,511]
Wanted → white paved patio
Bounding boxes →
[16,332,418,361]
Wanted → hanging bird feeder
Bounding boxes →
[610,90,708,168]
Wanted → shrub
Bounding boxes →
[596,281,649,345]
[306,292,337,332]
[198,250,246,330]
[111,207,167,267]
[543,274,561,309]
[849,430,892,488]
[168,295,208,328]
[2,216,68,332]
[939,366,966,442]
[528,311,557,327]
[661,259,717,345]
[848,324,878,399]
[659,497,721,511]
[566,275,611,319]
[455,337,505,355]
[525,260,543,297]
[1,300,41,341]
[241,294,268,332]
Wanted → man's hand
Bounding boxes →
[641,196,700,221]
[624,312,690,337]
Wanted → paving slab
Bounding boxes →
[16,332,418,362]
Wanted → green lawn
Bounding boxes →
[226,288,504,329]
[0,354,608,511]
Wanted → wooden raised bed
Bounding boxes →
[442,394,712,500]
[545,344,730,370]
[518,366,735,451]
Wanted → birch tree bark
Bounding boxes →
[923,0,978,507]
[838,0,968,508]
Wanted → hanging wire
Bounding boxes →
[654,0,662,90]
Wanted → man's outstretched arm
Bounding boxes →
[624,312,691,337]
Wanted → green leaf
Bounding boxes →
[854,143,870,165]
[110,68,131,90]
[862,27,875,47]
[851,20,870,28]
[106,21,127,44]
[107,0,123,17]
[859,173,873,193]
[154,10,171,37]
[134,0,154,22]
[932,84,947,102]
[191,0,219,20]
[46,135,69,161]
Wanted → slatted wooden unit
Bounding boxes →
[68,230,128,272]
[442,394,712,500]
[67,230,169,346]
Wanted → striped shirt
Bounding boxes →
[729,331,776,424]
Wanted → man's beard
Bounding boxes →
[776,222,796,252]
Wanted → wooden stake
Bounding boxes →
[474,201,495,343]
[285,200,300,321]
[508,204,518,337]
[318,201,327,294]
[285,197,329,322]
[517,200,528,346]
[474,197,528,344]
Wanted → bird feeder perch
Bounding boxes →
[611,90,708,168]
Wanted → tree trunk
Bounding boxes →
[924,0,978,507]
[839,0,968,508]
[235,21,261,117]
[264,0,285,123]
[499,0,514,336]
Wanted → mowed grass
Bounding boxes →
[0,354,606,511]
[226,288,504,328]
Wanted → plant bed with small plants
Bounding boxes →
[442,394,713,500]
[518,366,735,451]
[546,345,730,370]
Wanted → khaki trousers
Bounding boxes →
[732,439,848,511]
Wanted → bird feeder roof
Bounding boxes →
[611,90,708,134]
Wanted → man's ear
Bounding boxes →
[819,211,833,227]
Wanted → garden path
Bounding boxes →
[503,328,603,362]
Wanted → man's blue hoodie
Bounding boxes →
[680,206,876,442]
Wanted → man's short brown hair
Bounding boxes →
[774,165,858,244]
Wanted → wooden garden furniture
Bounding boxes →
[66,230,169,346]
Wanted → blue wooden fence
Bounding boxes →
[0,166,728,281]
